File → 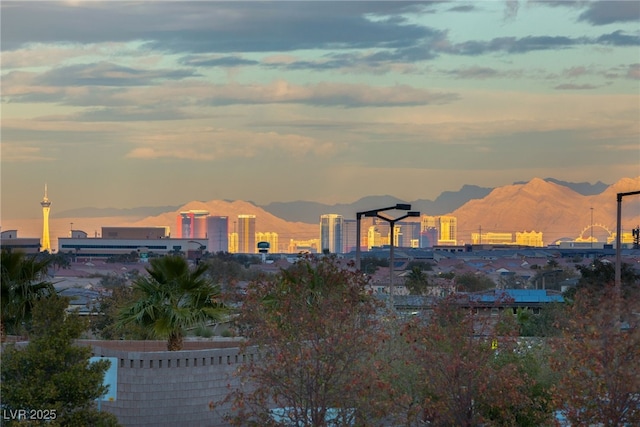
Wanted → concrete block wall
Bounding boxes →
[81,340,255,427]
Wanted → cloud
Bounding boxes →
[532,0,640,26]
[202,81,459,108]
[0,144,54,162]
[180,55,259,68]
[1,2,435,52]
[503,0,519,21]
[125,128,341,161]
[554,83,599,90]
[447,5,476,13]
[443,66,523,79]
[563,66,588,77]
[42,107,196,122]
[4,71,459,109]
[578,0,640,25]
[447,35,583,55]
[34,62,199,87]
[627,64,640,80]
[596,31,640,47]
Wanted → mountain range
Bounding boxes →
[132,176,640,247]
[53,178,609,222]
[7,177,638,251]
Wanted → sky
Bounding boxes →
[1,0,639,219]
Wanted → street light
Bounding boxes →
[355,203,412,271]
[374,211,420,305]
[615,190,640,294]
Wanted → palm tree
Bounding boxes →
[117,255,226,351]
[405,266,430,295]
[1,250,55,339]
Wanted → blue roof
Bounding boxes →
[473,289,564,304]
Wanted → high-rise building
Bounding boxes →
[342,219,357,254]
[367,226,383,249]
[176,210,209,238]
[256,232,279,253]
[237,214,256,253]
[228,232,239,253]
[396,221,421,247]
[207,216,229,253]
[320,214,344,254]
[40,184,51,253]
[420,227,438,248]
[438,216,457,245]
[421,215,457,246]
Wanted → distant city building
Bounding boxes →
[420,227,438,248]
[176,210,209,239]
[342,219,357,253]
[256,232,279,253]
[396,221,420,247]
[207,216,229,253]
[422,215,457,246]
[58,234,207,260]
[515,231,544,247]
[469,230,544,247]
[102,227,169,240]
[438,215,457,245]
[319,214,343,254]
[0,230,40,255]
[287,238,319,254]
[237,215,256,253]
[228,232,239,253]
[472,232,513,245]
[367,226,384,249]
[40,184,52,252]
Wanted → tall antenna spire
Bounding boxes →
[41,184,52,252]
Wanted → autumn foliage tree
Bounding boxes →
[398,296,555,426]
[223,256,394,426]
[551,285,640,426]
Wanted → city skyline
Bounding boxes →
[2,1,639,219]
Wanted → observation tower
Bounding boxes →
[41,184,52,252]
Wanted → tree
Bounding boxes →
[405,266,430,295]
[455,272,495,293]
[117,255,226,350]
[91,286,153,340]
[223,256,394,426]
[571,259,639,299]
[516,304,565,337]
[398,296,554,426]
[551,285,640,426]
[360,256,389,274]
[1,295,121,426]
[1,250,55,338]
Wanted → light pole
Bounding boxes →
[590,207,593,249]
[355,204,411,271]
[373,211,420,304]
[615,190,640,293]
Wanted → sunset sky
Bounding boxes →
[2,0,639,219]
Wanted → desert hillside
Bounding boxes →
[452,176,640,244]
[132,199,318,246]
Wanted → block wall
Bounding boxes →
[82,340,255,427]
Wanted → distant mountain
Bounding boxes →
[261,186,493,224]
[53,205,181,218]
[411,185,493,217]
[453,177,640,245]
[512,178,608,196]
[132,199,318,252]
[261,195,407,224]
